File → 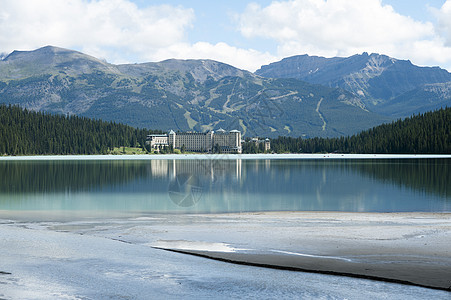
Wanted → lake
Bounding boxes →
[0,157,449,214]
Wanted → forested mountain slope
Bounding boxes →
[269,107,450,154]
[0,46,388,138]
[256,53,451,118]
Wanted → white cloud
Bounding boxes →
[434,0,451,47]
[0,0,194,63]
[2,0,451,72]
[0,0,275,71]
[150,42,276,72]
[237,0,451,70]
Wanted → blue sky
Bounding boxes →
[1,0,451,71]
[146,0,447,54]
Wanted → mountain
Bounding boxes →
[0,46,388,138]
[0,46,120,79]
[376,82,451,118]
[269,107,451,154]
[255,53,451,117]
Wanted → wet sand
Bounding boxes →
[1,211,450,292]
[156,247,450,290]
[149,212,451,291]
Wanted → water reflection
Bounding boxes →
[0,159,449,213]
[166,159,242,207]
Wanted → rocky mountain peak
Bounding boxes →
[156,58,248,82]
[0,46,120,79]
[255,53,451,104]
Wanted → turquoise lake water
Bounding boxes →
[0,158,449,213]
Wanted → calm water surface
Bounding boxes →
[0,158,449,213]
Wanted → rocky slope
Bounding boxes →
[256,53,451,118]
[0,46,391,137]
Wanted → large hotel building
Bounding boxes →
[146,129,242,154]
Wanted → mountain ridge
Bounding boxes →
[2,45,448,137]
[255,52,451,118]
[1,46,121,79]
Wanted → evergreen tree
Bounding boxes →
[0,104,157,155]
[244,108,450,154]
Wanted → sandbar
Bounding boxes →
[1,211,450,293]
[148,212,451,291]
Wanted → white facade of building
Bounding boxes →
[146,129,242,153]
[212,129,241,153]
[251,137,271,152]
[145,134,168,151]
[170,130,213,152]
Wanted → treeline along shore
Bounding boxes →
[0,104,449,155]
[268,107,450,154]
[0,104,161,155]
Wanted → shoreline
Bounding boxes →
[149,212,451,291]
[154,247,451,292]
[1,153,451,160]
[2,211,450,292]
[1,210,450,221]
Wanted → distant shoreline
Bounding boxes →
[1,153,450,160]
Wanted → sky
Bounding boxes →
[1,0,451,72]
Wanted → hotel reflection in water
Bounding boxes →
[149,159,250,183]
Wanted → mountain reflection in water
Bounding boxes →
[0,158,449,213]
